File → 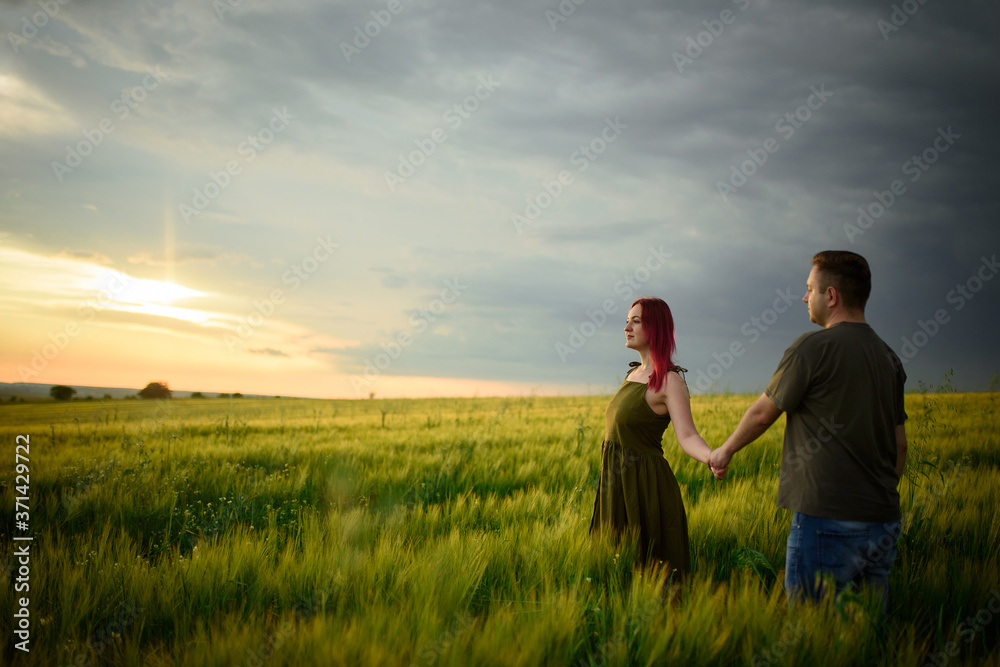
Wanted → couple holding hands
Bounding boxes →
[589,250,908,609]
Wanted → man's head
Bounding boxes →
[804,251,871,327]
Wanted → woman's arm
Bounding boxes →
[663,372,712,465]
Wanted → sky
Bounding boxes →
[1,0,998,399]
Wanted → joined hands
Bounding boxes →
[707,445,733,480]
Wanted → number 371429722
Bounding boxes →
[15,435,30,520]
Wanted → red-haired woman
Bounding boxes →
[589,297,720,578]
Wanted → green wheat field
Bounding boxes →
[2,384,998,666]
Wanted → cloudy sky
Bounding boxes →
[1,0,997,399]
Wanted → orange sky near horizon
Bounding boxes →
[2,245,588,399]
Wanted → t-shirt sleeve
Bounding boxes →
[765,343,811,413]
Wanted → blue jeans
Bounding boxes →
[785,512,901,610]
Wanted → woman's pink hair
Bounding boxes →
[631,297,676,392]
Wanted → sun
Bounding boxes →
[112,277,204,306]
[96,274,211,324]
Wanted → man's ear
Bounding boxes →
[825,285,840,307]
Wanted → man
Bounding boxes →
[709,250,907,609]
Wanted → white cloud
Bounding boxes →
[0,74,74,136]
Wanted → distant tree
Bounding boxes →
[190,392,205,399]
[84,395,94,401]
[8,395,18,403]
[218,393,230,399]
[50,385,76,401]
[138,382,172,400]
[232,392,243,399]
[103,393,113,401]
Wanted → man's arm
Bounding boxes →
[708,392,783,473]
[895,424,907,479]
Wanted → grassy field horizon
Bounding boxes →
[2,385,998,665]
[5,365,996,404]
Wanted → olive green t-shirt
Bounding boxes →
[765,322,906,522]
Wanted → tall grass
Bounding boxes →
[1,390,998,666]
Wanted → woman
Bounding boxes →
[589,297,720,578]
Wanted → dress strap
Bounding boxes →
[669,365,689,391]
[626,362,688,383]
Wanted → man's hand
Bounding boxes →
[708,446,733,479]
[708,393,782,481]
[708,462,727,480]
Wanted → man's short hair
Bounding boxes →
[812,250,871,311]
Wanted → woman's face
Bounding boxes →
[624,303,647,350]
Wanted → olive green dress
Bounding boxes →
[589,364,690,576]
